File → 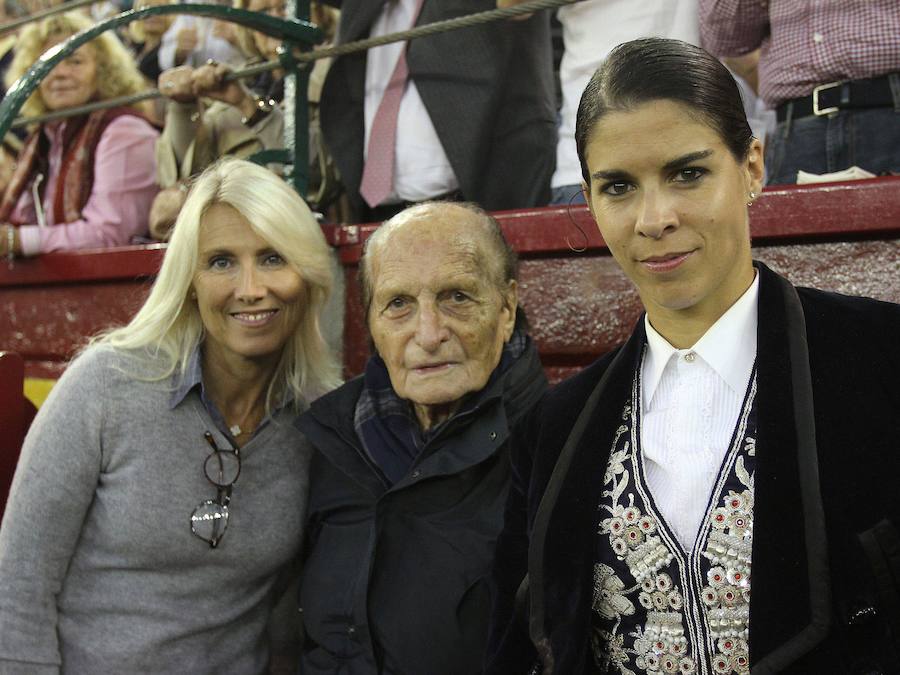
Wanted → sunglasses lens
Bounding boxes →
[191,500,229,546]
[203,451,241,487]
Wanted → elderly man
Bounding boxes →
[295,201,547,674]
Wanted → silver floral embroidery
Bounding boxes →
[594,563,637,620]
[594,629,638,675]
[596,421,692,674]
[699,439,755,674]
[593,378,757,675]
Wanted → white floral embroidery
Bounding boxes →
[592,376,757,675]
[699,437,755,674]
[594,563,637,620]
[595,416,690,674]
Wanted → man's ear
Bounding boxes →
[501,279,518,342]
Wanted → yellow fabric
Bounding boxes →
[24,378,56,408]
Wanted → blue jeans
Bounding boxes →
[765,75,900,185]
[549,184,587,206]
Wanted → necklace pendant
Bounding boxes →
[229,424,242,437]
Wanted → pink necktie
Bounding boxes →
[359,0,425,209]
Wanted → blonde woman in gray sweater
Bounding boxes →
[0,158,340,673]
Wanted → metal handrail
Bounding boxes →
[0,0,110,36]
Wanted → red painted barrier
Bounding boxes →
[0,352,34,519]
[338,177,900,380]
[1,177,899,385]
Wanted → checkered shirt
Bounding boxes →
[699,0,900,108]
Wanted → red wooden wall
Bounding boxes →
[336,177,900,381]
[0,352,35,519]
[1,177,899,385]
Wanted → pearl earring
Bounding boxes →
[747,191,757,206]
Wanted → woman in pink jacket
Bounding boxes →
[0,12,159,260]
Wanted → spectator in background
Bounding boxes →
[0,0,23,170]
[158,0,243,70]
[320,0,556,223]
[700,0,900,185]
[129,0,175,84]
[500,0,700,206]
[151,0,339,239]
[0,12,159,259]
[0,134,20,195]
[0,1,17,101]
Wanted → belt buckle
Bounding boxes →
[812,81,842,116]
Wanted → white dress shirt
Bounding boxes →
[640,273,759,550]
[158,10,244,71]
[552,0,699,188]
[364,0,459,204]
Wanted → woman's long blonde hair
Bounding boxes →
[5,11,147,118]
[95,158,342,409]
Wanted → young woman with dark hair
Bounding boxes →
[486,37,900,675]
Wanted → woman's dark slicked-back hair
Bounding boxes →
[575,37,754,184]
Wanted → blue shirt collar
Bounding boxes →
[169,346,204,410]
[168,345,292,440]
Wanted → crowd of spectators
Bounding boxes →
[0,0,897,261]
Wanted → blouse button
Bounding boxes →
[684,352,696,363]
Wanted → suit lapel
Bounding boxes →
[750,263,831,672]
[337,0,387,43]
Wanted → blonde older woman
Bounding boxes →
[0,12,159,260]
[0,158,341,673]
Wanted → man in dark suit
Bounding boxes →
[320,0,556,222]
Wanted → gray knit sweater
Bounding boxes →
[0,346,311,674]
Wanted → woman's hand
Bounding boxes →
[212,19,240,47]
[191,62,257,118]
[159,66,197,103]
[174,25,199,65]
[148,186,188,241]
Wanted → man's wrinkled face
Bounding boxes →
[367,206,517,430]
